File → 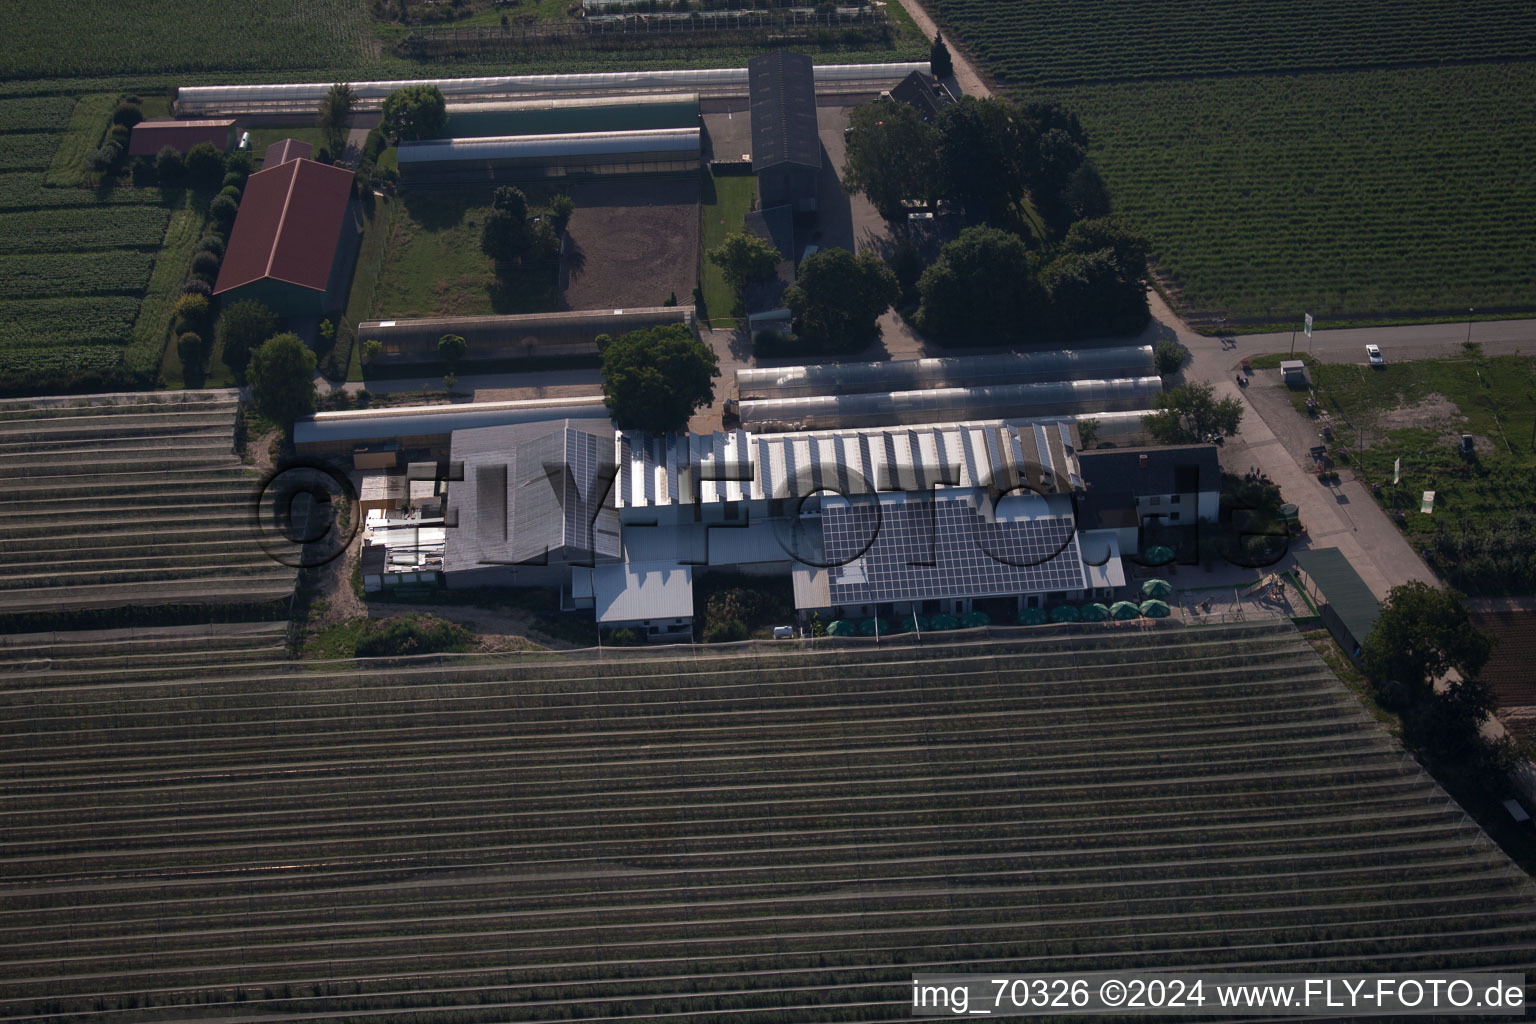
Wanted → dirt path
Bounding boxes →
[893,0,994,99]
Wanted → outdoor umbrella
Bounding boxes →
[1140,599,1172,618]
[910,614,931,632]
[858,617,890,636]
[885,616,911,634]
[1143,545,1176,566]
[1109,600,1142,620]
[928,613,960,631]
[1141,578,1173,599]
[1017,606,1047,625]
[826,619,857,637]
[1049,604,1081,622]
[1080,602,1110,621]
[960,610,990,628]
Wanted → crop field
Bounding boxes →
[933,0,1536,89]
[1,621,1533,1021]
[930,0,1536,328]
[0,392,298,613]
[0,93,193,393]
[3,0,373,79]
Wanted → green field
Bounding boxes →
[1262,352,1536,595]
[698,168,759,326]
[370,191,558,319]
[931,0,1536,329]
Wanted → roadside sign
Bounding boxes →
[1393,458,1400,485]
[1421,490,1435,514]
[1304,313,1313,337]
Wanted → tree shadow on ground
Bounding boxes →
[401,187,480,231]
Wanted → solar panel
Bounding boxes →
[821,495,1085,604]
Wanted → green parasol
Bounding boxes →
[1080,602,1111,621]
[826,619,857,637]
[1139,599,1172,618]
[1049,604,1081,622]
[1110,600,1142,620]
[1017,606,1047,625]
[1140,578,1173,599]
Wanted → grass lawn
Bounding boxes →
[244,125,329,161]
[144,194,218,387]
[698,169,757,328]
[344,196,394,381]
[1252,350,1536,594]
[43,94,115,188]
[371,190,558,320]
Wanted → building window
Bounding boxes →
[1149,496,1161,506]
[1170,512,1180,521]
[1170,494,1181,504]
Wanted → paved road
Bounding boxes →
[1220,318,1535,367]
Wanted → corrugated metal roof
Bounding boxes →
[127,119,235,157]
[591,561,694,623]
[1294,548,1382,646]
[749,51,821,171]
[214,158,355,295]
[615,421,1082,508]
[295,397,608,446]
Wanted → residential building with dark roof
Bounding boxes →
[748,51,821,213]
[1078,444,1221,525]
[886,69,954,123]
[127,119,236,158]
[212,157,357,316]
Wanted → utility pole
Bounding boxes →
[1466,308,1474,348]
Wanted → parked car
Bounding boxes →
[1366,343,1384,366]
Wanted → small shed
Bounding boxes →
[1293,548,1382,661]
[127,119,236,158]
[1280,360,1307,382]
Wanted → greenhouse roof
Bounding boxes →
[397,128,700,165]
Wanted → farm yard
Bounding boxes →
[929,0,1536,330]
[1,622,1534,1020]
[0,392,297,616]
[561,176,701,312]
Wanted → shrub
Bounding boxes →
[154,145,185,182]
[195,235,225,259]
[189,250,221,278]
[92,142,122,170]
[172,293,212,335]
[356,388,373,405]
[209,194,239,227]
[703,618,748,643]
[110,100,143,128]
[1155,338,1189,375]
[107,124,132,149]
[176,331,205,368]
[216,300,281,381]
[752,328,801,358]
[224,150,254,184]
[218,184,241,201]
[548,193,575,232]
[185,141,225,187]
[604,628,644,647]
[181,278,213,297]
[354,614,473,658]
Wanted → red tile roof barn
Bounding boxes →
[213,158,355,296]
[263,138,312,167]
[127,119,236,157]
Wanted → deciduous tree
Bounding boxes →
[247,333,317,432]
[380,84,446,141]
[600,323,719,434]
[1362,582,1497,700]
[1142,380,1244,443]
[785,248,899,353]
[915,225,1044,345]
[706,231,781,292]
[216,300,280,381]
[840,98,941,220]
[317,83,356,155]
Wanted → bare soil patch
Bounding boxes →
[1379,391,1466,438]
[561,177,700,312]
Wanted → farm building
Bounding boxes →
[748,51,821,213]
[1077,445,1222,526]
[441,94,700,139]
[126,118,235,157]
[886,69,954,123]
[261,137,311,166]
[295,396,609,454]
[1293,547,1383,661]
[357,307,694,368]
[736,376,1164,432]
[396,128,701,184]
[213,157,357,316]
[174,64,927,115]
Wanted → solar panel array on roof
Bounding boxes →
[822,494,1086,605]
[748,51,821,171]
